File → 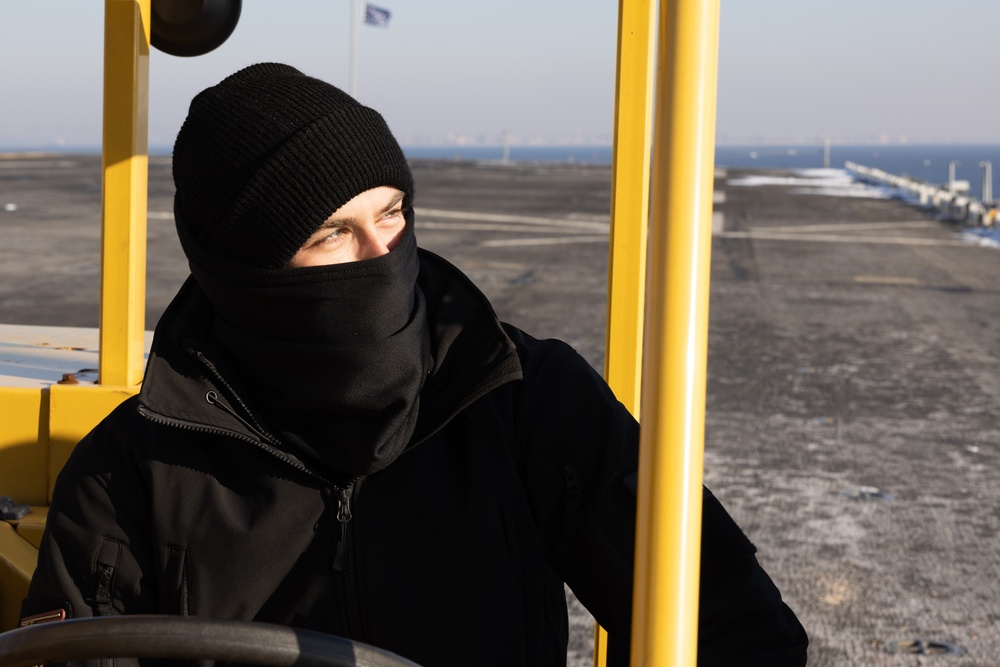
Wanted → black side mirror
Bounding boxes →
[151,0,242,57]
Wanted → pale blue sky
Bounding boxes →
[2,1,999,150]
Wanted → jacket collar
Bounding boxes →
[412,248,523,444]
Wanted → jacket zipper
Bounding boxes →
[324,480,365,638]
[145,347,334,485]
[137,401,331,486]
[141,399,372,637]
[142,400,372,638]
[190,373,365,628]
[331,484,354,572]
[150,347,378,636]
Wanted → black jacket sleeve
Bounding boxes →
[506,327,808,666]
[21,400,156,666]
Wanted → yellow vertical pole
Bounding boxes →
[597,0,656,664]
[630,0,720,665]
[604,0,657,412]
[100,0,150,387]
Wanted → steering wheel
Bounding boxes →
[0,615,422,667]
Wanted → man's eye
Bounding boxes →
[319,228,347,244]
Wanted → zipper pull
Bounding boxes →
[335,486,353,523]
[331,484,353,572]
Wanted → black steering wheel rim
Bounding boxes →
[0,615,422,667]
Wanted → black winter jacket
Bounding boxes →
[23,250,808,666]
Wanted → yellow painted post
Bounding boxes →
[597,0,656,665]
[100,0,150,387]
[630,0,720,665]
[0,523,39,632]
[604,0,656,414]
[0,387,48,506]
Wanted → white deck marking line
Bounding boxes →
[415,207,608,231]
[418,207,608,223]
[0,160,76,169]
[148,212,608,238]
[481,235,608,247]
[853,276,922,285]
[756,220,939,233]
[417,221,602,235]
[719,231,972,247]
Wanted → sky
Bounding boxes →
[2,0,999,151]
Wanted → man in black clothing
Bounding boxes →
[22,63,808,666]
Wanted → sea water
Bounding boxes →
[403,144,1000,202]
[403,145,614,165]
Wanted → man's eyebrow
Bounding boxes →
[380,191,406,213]
[319,192,406,229]
[316,217,348,230]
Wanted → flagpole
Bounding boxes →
[349,0,359,97]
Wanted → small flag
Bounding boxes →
[364,4,391,27]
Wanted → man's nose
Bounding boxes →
[356,224,392,260]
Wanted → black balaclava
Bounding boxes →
[172,63,431,479]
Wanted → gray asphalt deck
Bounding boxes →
[2,155,1000,665]
[709,176,1000,666]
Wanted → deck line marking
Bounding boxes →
[148,210,609,236]
[720,231,972,247]
[418,221,601,235]
[754,221,938,233]
[481,235,608,247]
[853,275,922,285]
[415,207,608,231]
[0,161,76,169]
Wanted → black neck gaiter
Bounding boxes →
[180,221,432,478]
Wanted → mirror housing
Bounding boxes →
[151,0,241,57]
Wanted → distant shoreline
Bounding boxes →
[6,141,1000,153]
[5,143,1000,200]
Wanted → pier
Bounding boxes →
[846,160,998,226]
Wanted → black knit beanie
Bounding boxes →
[172,62,414,269]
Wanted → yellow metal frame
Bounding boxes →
[598,0,657,664]
[0,0,151,631]
[629,1,720,665]
[603,0,721,663]
[0,388,48,507]
[0,523,39,633]
[0,0,151,497]
[605,0,657,415]
[101,0,150,388]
